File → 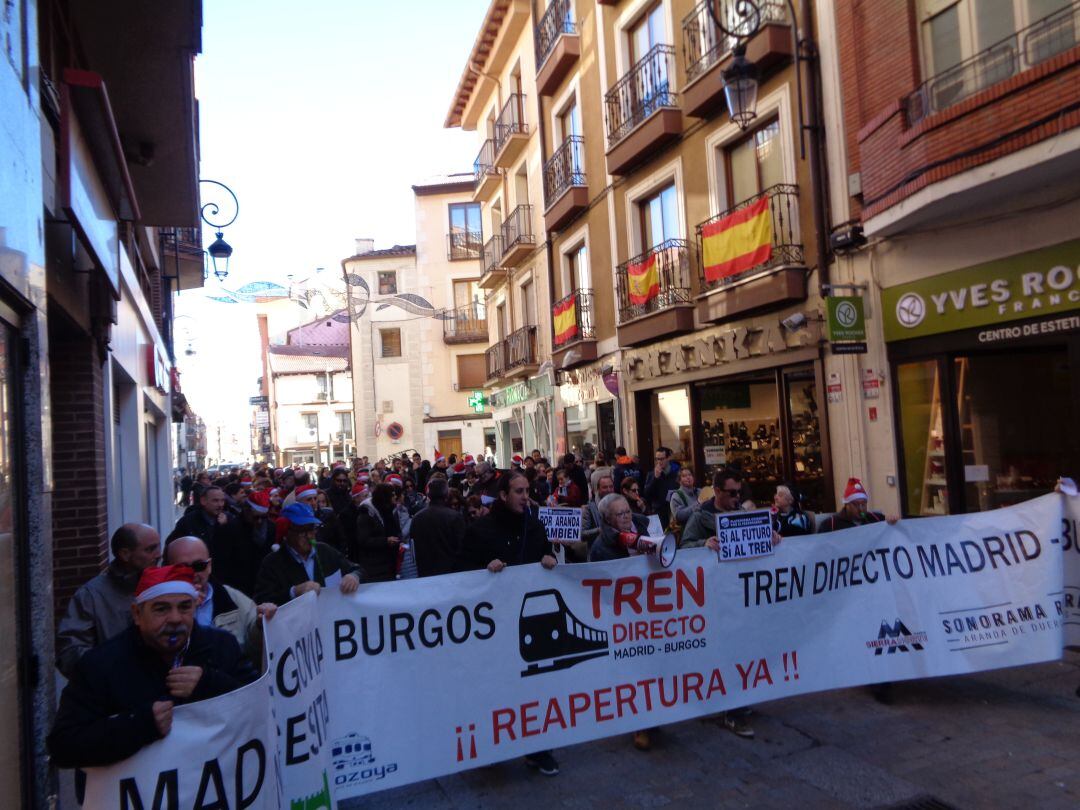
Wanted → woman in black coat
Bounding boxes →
[464,471,557,572]
[354,484,402,581]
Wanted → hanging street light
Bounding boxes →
[199,179,239,280]
[722,43,760,130]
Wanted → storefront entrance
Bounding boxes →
[634,363,829,511]
[894,341,1078,516]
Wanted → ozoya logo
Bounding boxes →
[895,292,926,328]
[519,589,609,678]
[867,619,928,655]
[330,733,398,790]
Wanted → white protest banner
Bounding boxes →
[265,591,334,809]
[83,494,1077,807]
[1064,491,1080,647]
[317,493,1068,801]
[538,507,582,545]
[715,508,774,560]
[82,674,276,809]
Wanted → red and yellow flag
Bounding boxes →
[702,196,773,283]
[553,296,578,345]
[626,254,660,306]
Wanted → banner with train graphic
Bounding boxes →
[84,493,1079,807]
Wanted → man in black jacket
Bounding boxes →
[167,485,233,550]
[462,471,560,777]
[254,503,363,605]
[47,565,257,768]
[643,447,681,526]
[410,479,467,576]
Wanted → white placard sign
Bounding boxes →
[715,508,775,560]
[538,507,582,544]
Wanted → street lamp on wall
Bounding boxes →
[721,44,760,130]
[199,179,239,280]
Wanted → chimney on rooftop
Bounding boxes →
[354,238,374,255]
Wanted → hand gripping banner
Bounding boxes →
[83,493,1080,807]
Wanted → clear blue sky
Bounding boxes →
[177,0,491,454]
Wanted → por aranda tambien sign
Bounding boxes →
[84,493,1079,807]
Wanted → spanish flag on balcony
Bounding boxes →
[553,296,578,345]
[626,254,660,306]
[701,195,773,283]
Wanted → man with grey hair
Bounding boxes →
[588,493,649,562]
[164,536,276,669]
[573,474,615,562]
[56,523,161,679]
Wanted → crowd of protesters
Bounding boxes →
[49,443,899,779]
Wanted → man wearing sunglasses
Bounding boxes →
[165,536,277,670]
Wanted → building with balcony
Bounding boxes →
[0,1,204,803]
[824,0,1080,518]
[526,0,830,506]
[446,0,558,465]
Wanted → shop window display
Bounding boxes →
[785,372,824,512]
[566,403,599,462]
[699,376,781,506]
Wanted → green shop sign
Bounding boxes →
[882,239,1080,342]
[826,296,866,342]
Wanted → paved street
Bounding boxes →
[346,653,1080,810]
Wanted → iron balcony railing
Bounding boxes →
[905,1,1080,125]
[501,204,535,253]
[485,341,506,381]
[536,0,576,68]
[605,44,678,145]
[495,93,528,155]
[552,288,596,349]
[683,0,788,83]
[505,325,539,371]
[474,139,498,188]
[543,135,586,207]
[615,238,693,324]
[482,234,505,276]
[159,226,203,254]
[695,184,802,292]
[447,230,483,261]
[443,302,488,343]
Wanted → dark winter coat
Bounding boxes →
[409,502,467,577]
[353,501,402,582]
[464,502,553,569]
[817,510,886,533]
[643,462,682,526]
[47,624,256,768]
[254,542,363,606]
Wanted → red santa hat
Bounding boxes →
[295,484,319,501]
[351,482,368,499]
[463,454,475,466]
[240,476,253,487]
[247,490,271,514]
[512,454,523,466]
[433,447,444,462]
[357,472,370,484]
[385,473,404,488]
[842,477,869,504]
[452,462,466,475]
[135,565,198,604]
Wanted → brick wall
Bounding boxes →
[833,1,1080,222]
[49,326,108,616]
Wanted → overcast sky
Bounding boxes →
[176,0,489,458]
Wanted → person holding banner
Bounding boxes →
[254,503,363,605]
[817,478,899,532]
[464,470,561,777]
[588,493,651,563]
[47,565,258,768]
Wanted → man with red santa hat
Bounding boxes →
[817,477,899,533]
[47,565,257,768]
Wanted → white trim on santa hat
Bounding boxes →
[135,581,198,604]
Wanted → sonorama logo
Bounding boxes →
[331,733,398,790]
[867,619,927,655]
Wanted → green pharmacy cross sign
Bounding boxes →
[468,391,487,413]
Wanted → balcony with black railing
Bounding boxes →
[480,234,505,289]
[473,139,500,199]
[504,325,540,375]
[447,230,483,261]
[500,204,536,267]
[905,2,1080,125]
[443,302,489,344]
[681,0,792,118]
[551,288,598,368]
[485,341,506,383]
[615,238,695,346]
[604,44,682,175]
[494,93,529,167]
[159,226,206,292]
[535,0,580,96]
[694,184,808,323]
[543,136,588,231]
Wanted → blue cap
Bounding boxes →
[282,502,322,527]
